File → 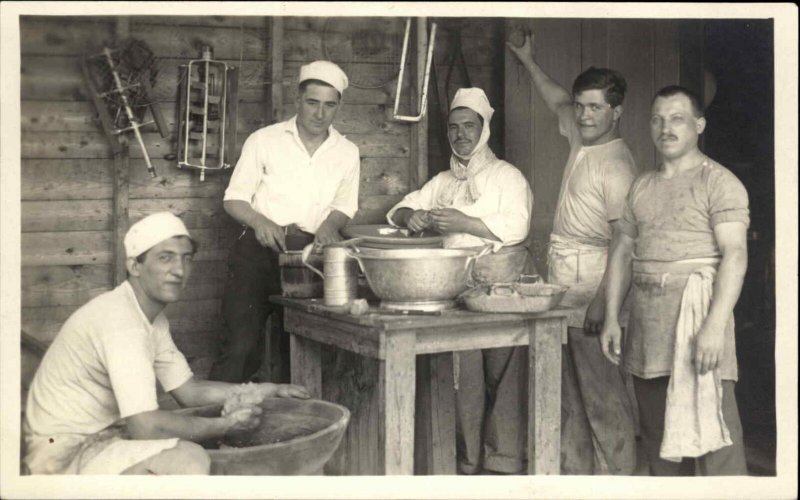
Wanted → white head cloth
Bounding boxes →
[299,60,349,94]
[449,87,495,163]
[124,212,193,259]
[440,88,499,206]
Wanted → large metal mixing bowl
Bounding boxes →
[346,245,492,302]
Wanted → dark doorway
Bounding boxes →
[703,19,776,476]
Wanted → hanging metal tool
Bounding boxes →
[176,46,239,182]
[392,18,438,122]
[81,39,168,177]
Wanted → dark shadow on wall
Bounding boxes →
[703,19,776,476]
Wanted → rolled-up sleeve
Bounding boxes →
[618,188,639,238]
[329,146,361,218]
[603,162,636,222]
[153,325,193,393]
[708,167,750,229]
[223,133,262,204]
[102,329,160,419]
[480,167,533,250]
[386,175,442,226]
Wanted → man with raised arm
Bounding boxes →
[508,33,638,474]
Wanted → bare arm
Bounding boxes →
[599,226,635,364]
[224,200,285,252]
[428,208,500,241]
[125,409,239,441]
[170,378,311,409]
[315,210,350,246]
[584,219,626,334]
[506,33,572,114]
[694,221,748,374]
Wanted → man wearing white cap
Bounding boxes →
[22,212,309,474]
[210,60,360,383]
[388,88,534,474]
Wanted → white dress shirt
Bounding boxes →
[224,116,361,233]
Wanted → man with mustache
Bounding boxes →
[601,86,749,475]
[209,61,360,383]
[22,213,310,474]
[388,87,533,474]
[508,33,638,474]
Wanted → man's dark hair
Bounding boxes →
[135,236,198,264]
[449,106,484,126]
[652,85,704,118]
[298,78,341,99]
[572,67,627,108]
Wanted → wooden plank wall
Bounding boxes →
[504,19,685,272]
[20,15,272,378]
[427,18,506,178]
[20,16,507,385]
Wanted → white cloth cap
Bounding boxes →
[124,212,193,259]
[299,60,349,94]
[449,87,494,161]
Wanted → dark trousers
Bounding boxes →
[561,327,637,475]
[455,346,527,474]
[634,375,748,476]
[208,228,310,383]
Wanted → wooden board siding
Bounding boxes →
[19,15,269,370]
[19,15,505,381]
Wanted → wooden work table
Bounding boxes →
[271,296,570,476]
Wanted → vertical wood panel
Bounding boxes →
[606,20,657,173]
[653,20,681,169]
[679,20,706,151]
[529,19,582,269]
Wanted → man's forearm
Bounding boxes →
[705,246,747,329]
[224,200,270,229]
[171,378,236,408]
[126,410,232,442]
[322,210,350,231]
[604,234,634,324]
[518,57,572,113]
[391,208,413,227]
[467,217,500,242]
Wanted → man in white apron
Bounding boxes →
[23,213,309,474]
[601,86,749,475]
[388,88,533,474]
[508,34,638,474]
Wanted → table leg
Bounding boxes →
[414,353,456,475]
[381,330,417,475]
[527,317,564,474]
[290,333,322,399]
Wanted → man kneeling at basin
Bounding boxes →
[22,212,309,475]
[387,88,534,474]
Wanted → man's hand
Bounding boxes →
[506,31,535,64]
[599,322,623,365]
[406,210,432,233]
[224,405,262,434]
[583,292,605,335]
[252,216,286,252]
[429,208,474,234]
[256,383,311,400]
[314,220,343,246]
[694,320,725,375]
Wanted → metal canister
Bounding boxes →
[302,243,358,306]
